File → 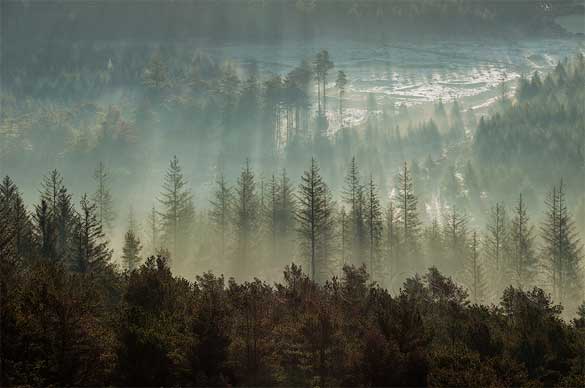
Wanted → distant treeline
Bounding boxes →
[1,0,574,51]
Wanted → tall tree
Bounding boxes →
[313,49,334,117]
[234,159,260,275]
[484,202,510,291]
[541,180,583,305]
[296,158,334,282]
[396,162,422,270]
[0,176,33,261]
[159,156,193,262]
[509,194,537,289]
[39,170,76,263]
[93,161,115,234]
[342,157,366,266]
[365,176,383,280]
[73,194,111,273]
[210,174,233,262]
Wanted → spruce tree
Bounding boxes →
[509,194,537,289]
[342,157,366,266]
[234,159,259,275]
[484,202,510,290]
[210,174,233,262]
[296,158,334,282]
[73,194,112,273]
[159,156,193,261]
[396,161,422,270]
[541,180,583,305]
[365,176,383,280]
[0,176,33,260]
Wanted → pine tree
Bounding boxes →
[396,161,422,270]
[73,194,112,273]
[541,180,583,305]
[296,158,334,282]
[93,161,116,234]
[39,170,76,263]
[484,202,510,291]
[210,174,233,262]
[365,176,383,280]
[342,157,366,266]
[509,194,537,289]
[159,156,193,261]
[0,176,33,260]
[234,159,259,275]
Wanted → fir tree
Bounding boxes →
[484,202,510,291]
[0,176,33,260]
[541,180,583,305]
[159,156,193,261]
[396,161,422,270]
[234,159,259,275]
[509,194,537,289]
[342,157,366,266]
[210,174,232,262]
[365,176,383,280]
[296,158,334,282]
[73,194,112,273]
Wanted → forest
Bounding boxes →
[2,1,585,386]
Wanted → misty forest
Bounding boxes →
[1,1,585,387]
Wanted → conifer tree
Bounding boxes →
[122,229,142,272]
[342,157,366,266]
[93,161,116,234]
[0,176,33,260]
[159,156,193,261]
[39,170,76,263]
[365,176,383,280]
[396,161,422,270]
[484,202,510,290]
[541,180,583,304]
[73,194,112,273]
[296,158,334,282]
[210,174,233,262]
[509,194,537,289]
[234,159,259,275]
